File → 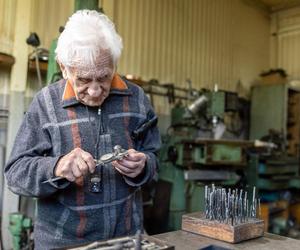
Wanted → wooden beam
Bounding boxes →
[0,53,15,68]
[28,60,48,74]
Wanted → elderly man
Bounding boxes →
[5,10,160,249]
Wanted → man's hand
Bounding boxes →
[112,149,146,178]
[55,148,96,182]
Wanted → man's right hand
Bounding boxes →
[54,148,96,182]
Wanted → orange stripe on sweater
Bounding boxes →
[67,108,86,239]
[122,96,133,232]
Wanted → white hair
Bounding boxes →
[55,10,123,68]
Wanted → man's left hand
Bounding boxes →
[112,149,146,178]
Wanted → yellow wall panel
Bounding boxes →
[113,0,270,93]
[273,6,300,81]
[0,0,17,54]
[0,0,270,97]
[30,0,74,49]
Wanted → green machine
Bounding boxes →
[158,89,251,231]
[9,213,33,250]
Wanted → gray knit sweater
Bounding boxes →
[5,76,161,249]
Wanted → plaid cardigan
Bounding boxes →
[5,75,161,249]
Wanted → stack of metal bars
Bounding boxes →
[204,184,261,226]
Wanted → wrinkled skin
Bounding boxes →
[55,148,96,182]
[55,53,147,181]
[61,51,114,107]
[112,149,147,178]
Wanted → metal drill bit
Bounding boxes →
[239,190,243,223]
[225,190,229,223]
[217,189,221,222]
[252,186,256,218]
[234,193,238,225]
[209,192,213,220]
[205,185,208,218]
[258,198,261,218]
[221,188,226,222]
[246,199,249,221]
[231,194,234,225]
[244,191,248,222]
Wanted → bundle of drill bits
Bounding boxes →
[204,184,261,226]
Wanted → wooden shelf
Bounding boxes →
[0,53,15,68]
[28,59,48,74]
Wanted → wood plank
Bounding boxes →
[0,53,15,68]
[28,59,48,73]
[182,212,264,243]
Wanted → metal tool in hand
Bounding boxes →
[89,145,129,192]
[95,145,129,165]
[42,145,129,184]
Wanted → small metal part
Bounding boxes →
[99,153,114,163]
[89,175,101,193]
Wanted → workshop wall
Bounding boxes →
[0,0,16,108]
[113,0,270,93]
[0,0,73,54]
[0,0,270,99]
[0,0,16,54]
[29,0,73,50]
[271,6,300,82]
[0,0,73,106]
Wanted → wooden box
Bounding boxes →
[182,212,264,243]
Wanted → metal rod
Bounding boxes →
[204,185,259,225]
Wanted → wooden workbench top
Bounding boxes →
[153,230,300,250]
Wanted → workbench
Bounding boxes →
[153,230,300,250]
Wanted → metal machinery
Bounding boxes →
[8,213,33,250]
[156,86,253,232]
[248,83,300,235]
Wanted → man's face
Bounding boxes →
[66,52,115,107]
